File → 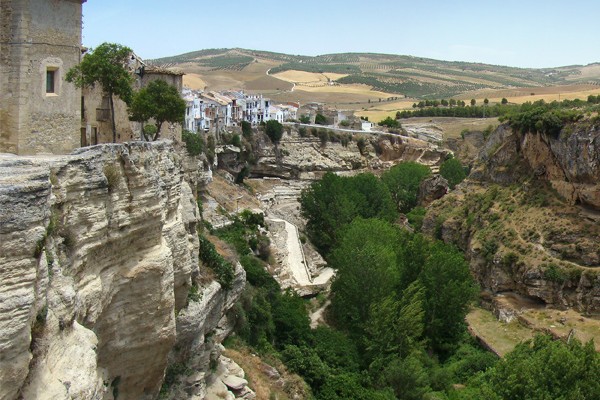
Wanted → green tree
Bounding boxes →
[66,42,134,143]
[299,114,311,123]
[439,158,466,189]
[300,173,396,255]
[315,113,329,125]
[378,116,400,128]
[329,218,401,335]
[381,162,431,213]
[470,99,476,106]
[419,242,477,355]
[501,97,508,105]
[366,281,425,363]
[129,79,186,141]
[181,129,204,156]
[483,98,489,106]
[265,120,283,143]
[241,120,252,138]
[477,335,600,400]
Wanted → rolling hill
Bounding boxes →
[149,48,600,120]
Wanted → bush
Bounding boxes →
[439,158,466,189]
[299,127,308,137]
[265,120,284,143]
[315,113,329,125]
[198,234,234,289]
[182,129,204,156]
[241,121,252,138]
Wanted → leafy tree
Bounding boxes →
[474,335,600,400]
[501,97,508,105]
[378,116,400,128]
[483,98,489,105]
[265,119,283,143]
[300,173,396,255]
[419,242,477,355]
[241,120,252,138]
[439,158,466,189]
[272,290,311,346]
[129,79,186,141]
[315,113,329,125]
[366,281,425,363]
[181,129,204,156]
[299,114,311,123]
[381,161,431,213]
[470,99,476,106]
[312,327,361,373]
[329,218,401,336]
[378,352,431,400]
[66,42,134,142]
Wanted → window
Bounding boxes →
[46,69,56,93]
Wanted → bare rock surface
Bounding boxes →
[0,142,244,400]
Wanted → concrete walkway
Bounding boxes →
[269,217,312,285]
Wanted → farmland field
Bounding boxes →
[150,48,600,110]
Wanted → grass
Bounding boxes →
[466,307,534,357]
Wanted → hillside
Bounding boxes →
[149,48,600,106]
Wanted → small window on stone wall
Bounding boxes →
[46,68,58,94]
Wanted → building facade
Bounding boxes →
[0,0,86,155]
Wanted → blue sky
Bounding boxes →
[83,0,600,68]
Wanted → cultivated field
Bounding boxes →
[151,48,600,120]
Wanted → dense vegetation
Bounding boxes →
[195,154,600,399]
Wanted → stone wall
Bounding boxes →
[0,141,244,399]
[0,0,83,155]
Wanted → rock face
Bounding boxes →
[418,175,449,207]
[0,142,244,400]
[223,128,450,180]
[424,122,600,313]
[475,124,600,208]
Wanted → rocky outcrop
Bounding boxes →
[473,123,600,209]
[0,142,244,400]
[418,175,449,207]
[224,128,449,180]
[424,121,600,314]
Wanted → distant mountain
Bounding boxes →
[149,48,600,100]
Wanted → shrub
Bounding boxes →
[315,113,329,125]
[241,121,252,138]
[198,234,234,289]
[182,129,204,156]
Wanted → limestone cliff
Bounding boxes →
[423,122,600,313]
[219,127,450,180]
[0,142,244,400]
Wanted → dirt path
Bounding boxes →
[310,300,331,329]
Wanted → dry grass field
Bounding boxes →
[460,84,600,104]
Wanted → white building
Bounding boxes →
[361,120,374,132]
[244,94,270,125]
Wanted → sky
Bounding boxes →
[83,0,600,69]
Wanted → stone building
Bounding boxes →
[82,62,184,144]
[0,0,86,155]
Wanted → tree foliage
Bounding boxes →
[439,158,466,189]
[381,161,431,213]
[66,42,134,142]
[129,79,186,141]
[463,335,600,400]
[265,119,284,143]
[315,113,329,125]
[300,172,397,255]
